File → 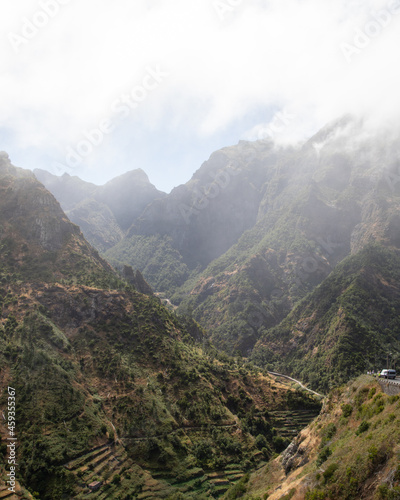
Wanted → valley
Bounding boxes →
[2,116,400,499]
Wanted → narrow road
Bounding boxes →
[378,376,400,386]
[268,371,324,398]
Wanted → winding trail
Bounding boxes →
[268,371,325,398]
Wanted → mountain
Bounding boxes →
[37,117,400,392]
[171,118,400,357]
[33,169,97,211]
[240,375,400,500]
[1,154,117,287]
[34,168,166,252]
[0,153,321,499]
[252,244,400,393]
[66,198,124,253]
[105,139,289,292]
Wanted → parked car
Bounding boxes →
[379,369,397,379]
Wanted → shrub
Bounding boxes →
[272,435,290,452]
[324,423,337,440]
[317,446,331,466]
[356,421,370,435]
[341,403,353,418]
[320,423,337,447]
[377,484,389,499]
[194,440,213,461]
[112,474,121,485]
[262,446,271,459]
[255,434,268,450]
[224,473,250,499]
[305,489,325,500]
[388,487,400,499]
[323,463,338,483]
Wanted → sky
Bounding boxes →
[0,0,400,193]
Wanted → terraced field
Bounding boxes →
[60,405,320,498]
[64,443,249,498]
[0,487,15,499]
[0,484,32,499]
[269,409,320,438]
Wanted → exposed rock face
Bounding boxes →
[1,156,76,252]
[281,435,309,474]
[128,142,278,268]
[122,265,153,295]
[1,154,115,280]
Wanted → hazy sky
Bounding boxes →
[1,0,400,192]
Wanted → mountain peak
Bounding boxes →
[102,168,153,189]
[1,151,34,179]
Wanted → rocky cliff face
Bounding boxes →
[127,141,280,268]
[1,153,115,283]
[2,154,76,252]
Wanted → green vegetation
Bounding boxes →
[0,163,321,498]
[0,161,324,498]
[106,234,190,294]
[252,244,400,392]
[241,376,400,500]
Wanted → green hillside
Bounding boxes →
[252,244,400,393]
[0,156,321,499]
[239,375,400,500]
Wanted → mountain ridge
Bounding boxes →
[0,153,321,499]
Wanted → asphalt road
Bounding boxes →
[377,376,400,385]
[268,371,324,398]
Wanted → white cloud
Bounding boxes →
[0,0,399,188]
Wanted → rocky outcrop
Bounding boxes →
[281,435,309,474]
[122,265,153,295]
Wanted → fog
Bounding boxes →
[1,0,399,190]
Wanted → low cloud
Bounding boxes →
[0,0,399,187]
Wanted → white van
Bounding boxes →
[379,369,397,379]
